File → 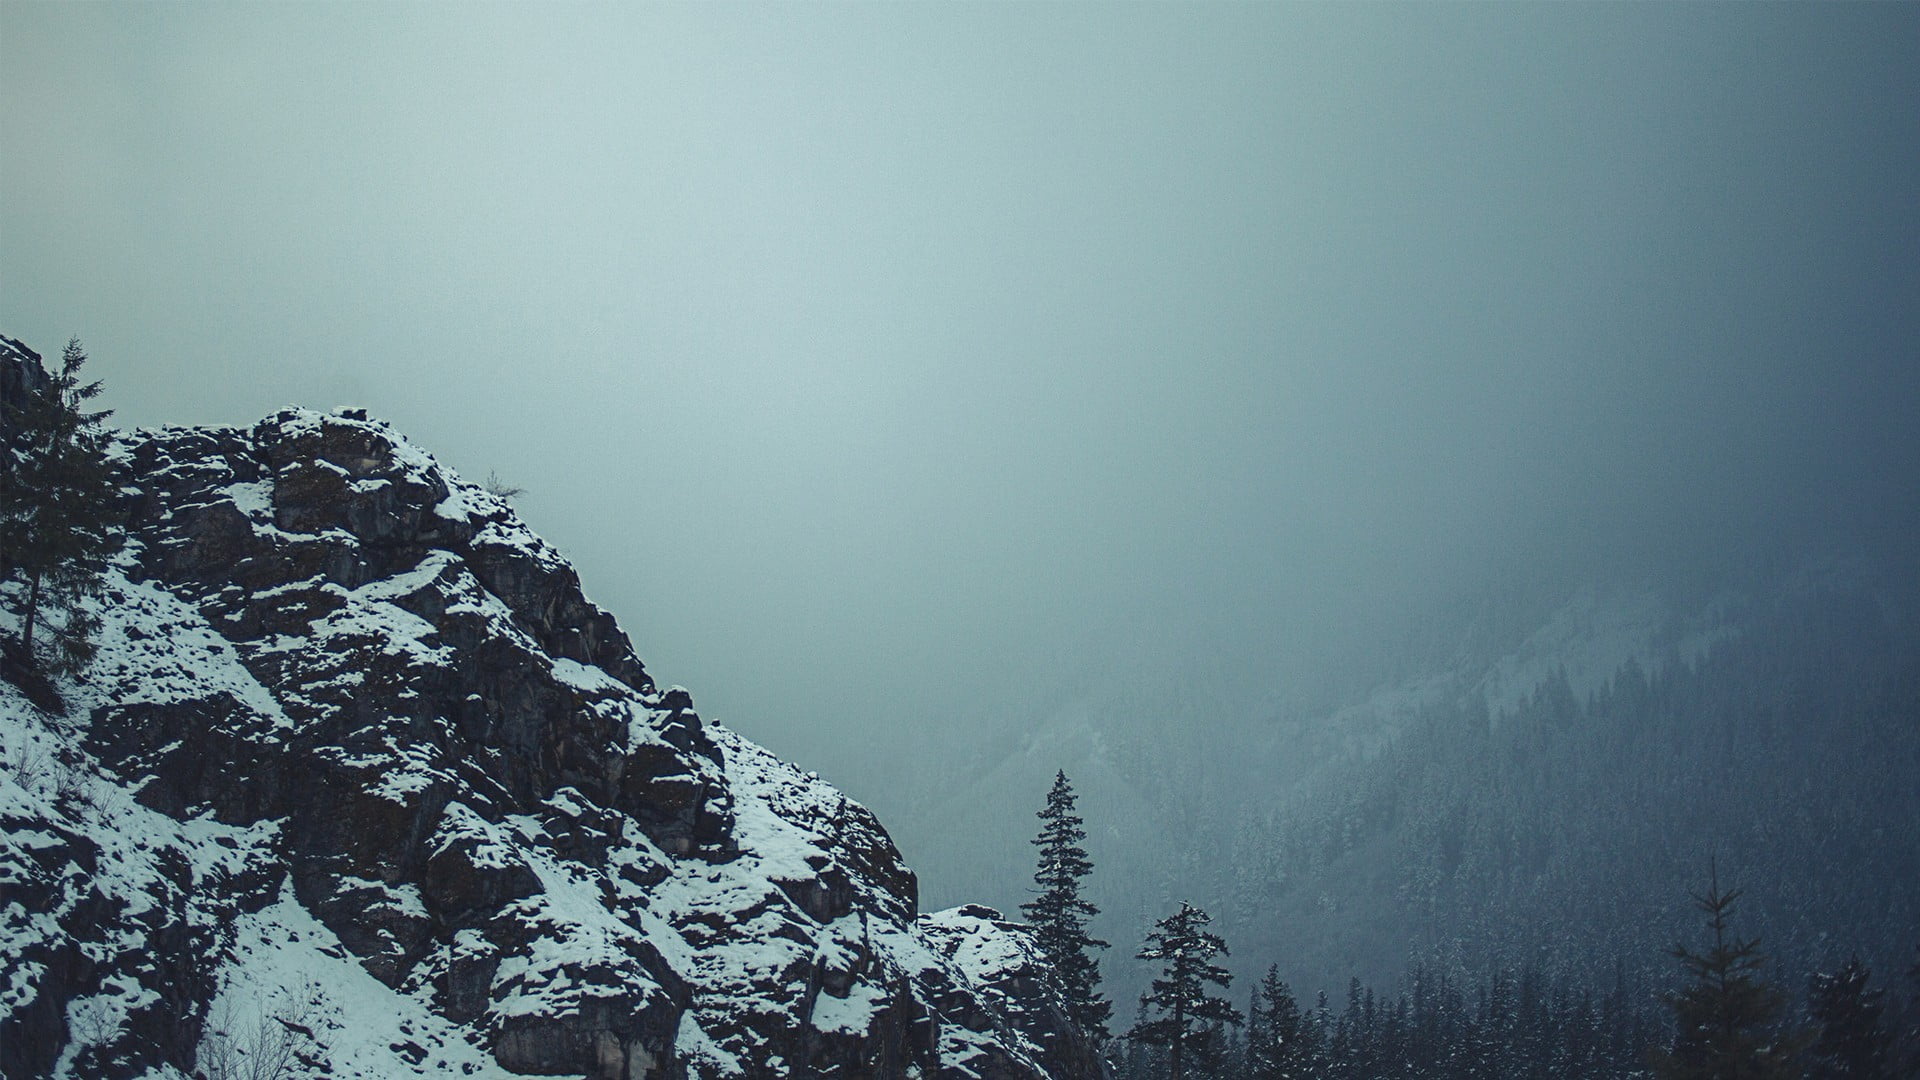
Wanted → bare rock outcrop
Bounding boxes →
[0,338,1108,1080]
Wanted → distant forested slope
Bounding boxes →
[1220,582,1919,999]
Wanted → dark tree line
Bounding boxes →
[1025,776,1920,1080]
[1109,901,1917,1080]
[1115,953,1666,1080]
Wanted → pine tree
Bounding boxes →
[1,338,118,676]
[1903,946,1920,1080]
[1650,866,1804,1080]
[1310,990,1333,1078]
[1021,770,1112,1039]
[1129,901,1242,1080]
[1806,957,1894,1080]
[1247,965,1314,1080]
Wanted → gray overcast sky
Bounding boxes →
[4,3,1917,773]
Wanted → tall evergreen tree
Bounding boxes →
[1246,965,1314,1080]
[1130,901,1242,1080]
[1806,957,1894,1080]
[1650,866,1804,1080]
[1,338,117,676]
[1021,770,1112,1039]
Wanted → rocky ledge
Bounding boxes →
[0,335,1106,1080]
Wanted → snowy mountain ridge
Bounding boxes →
[0,335,1105,1080]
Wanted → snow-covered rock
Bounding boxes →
[0,336,1107,1080]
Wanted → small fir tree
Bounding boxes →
[1130,901,1242,1080]
[1,338,117,676]
[1904,946,1920,1079]
[1806,957,1894,1080]
[1650,865,1804,1080]
[1020,770,1112,1039]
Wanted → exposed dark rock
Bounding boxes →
[422,801,543,921]
[0,335,50,447]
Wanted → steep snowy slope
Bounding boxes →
[0,336,1105,1080]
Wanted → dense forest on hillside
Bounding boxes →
[1200,582,1919,1002]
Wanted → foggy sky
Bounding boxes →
[3,3,1917,780]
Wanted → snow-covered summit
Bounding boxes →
[1,341,1105,1080]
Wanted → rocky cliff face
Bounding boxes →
[0,335,1107,1080]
